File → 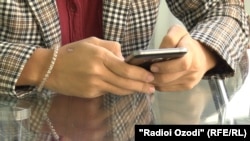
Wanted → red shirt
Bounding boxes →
[56,0,103,45]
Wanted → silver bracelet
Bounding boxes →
[37,44,60,92]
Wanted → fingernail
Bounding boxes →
[146,75,154,82]
[148,86,155,94]
[151,66,159,72]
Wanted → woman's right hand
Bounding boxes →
[43,37,155,98]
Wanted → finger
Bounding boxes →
[104,79,155,95]
[93,79,134,96]
[153,71,184,85]
[100,64,155,94]
[75,78,133,98]
[151,56,188,73]
[160,24,189,48]
[104,54,155,83]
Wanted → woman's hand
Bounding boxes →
[151,25,217,92]
[45,37,155,98]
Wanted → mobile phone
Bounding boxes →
[125,48,187,70]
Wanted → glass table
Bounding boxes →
[1,51,249,141]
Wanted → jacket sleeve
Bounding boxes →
[0,41,37,97]
[166,0,250,78]
[0,1,60,97]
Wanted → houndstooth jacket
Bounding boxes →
[0,0,249,140]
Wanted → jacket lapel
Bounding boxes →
[27,0,131,45]
[27,0,131,46]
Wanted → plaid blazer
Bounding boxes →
[0,0,249,140]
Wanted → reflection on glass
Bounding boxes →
[1,50,250,141]
[0,101,31,141]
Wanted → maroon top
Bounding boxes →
[56,0,103,45]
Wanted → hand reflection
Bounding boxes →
[154,80,213,124]
[41,94,111,141]
[39,83,212,141]
[39,93,154,141]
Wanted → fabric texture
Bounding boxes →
[56,0,103,45]
[0,0,249,141]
